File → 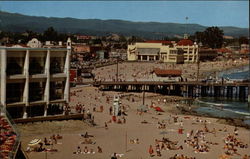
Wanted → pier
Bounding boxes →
[79,81,250,101]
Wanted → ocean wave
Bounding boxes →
[222,108,250,116]
[195,99,229,107]
[195,99,250,116]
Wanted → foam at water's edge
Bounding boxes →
[195,98,250,119]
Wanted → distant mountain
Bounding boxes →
[0,11,248,39]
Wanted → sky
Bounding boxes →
[0,1,249,28]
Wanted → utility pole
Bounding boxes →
[196,58,200,82]
[143,85,145,105]
[185,17,189,38]
[125,131,127,152]
[116,56,119,82]
[196,48,200,82]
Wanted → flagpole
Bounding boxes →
[185,17,188,37]
[125,131,127,152]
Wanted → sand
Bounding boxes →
[91,59,248,82]
[18,85,250,159]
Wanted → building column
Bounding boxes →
[23,50,29,118]
[44,49,50,117]
[0,49,7,110]
[64,48,71,104]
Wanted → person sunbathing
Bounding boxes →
[56,134,62,139]
[167,144,183,150]
[148,145,154,157]
[76,146,81,154]
[97,146,102,153]
[83,146,89,154]
[81,132,94,138]
[130,138,139,144]
[81,138,95,144]
[141,120,148,124]
[162,137,178,145]
[44,137,50,145]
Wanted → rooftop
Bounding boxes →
[177,39,194,46]
[145,40,172,45]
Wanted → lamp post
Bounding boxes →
[116,55,119,82]
[196,42,202,82]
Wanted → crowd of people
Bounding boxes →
[26,134,62,153]
[0,115,17,159]
[91,58,248,82]
[223,133,248,157]
[74,131,103,155]
[169,154,196,159]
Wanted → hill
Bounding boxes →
[0,11,248,39]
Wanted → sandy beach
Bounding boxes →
[91,59,249,82]
[18,84,250,159]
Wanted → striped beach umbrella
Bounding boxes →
[28,139,41,146]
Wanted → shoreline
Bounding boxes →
[172,104,250,130]
[118,91,250,130]
[200,63,249,79]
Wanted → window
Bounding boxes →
[29,82,45,102]
[7,57,24,75]
[6,83,24,103]
[142,55,147,60]
[50,81,65,100]
[149,56,154,61]
[29,57,45,75]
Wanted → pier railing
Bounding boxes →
[78,81,250,101]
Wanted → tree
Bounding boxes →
[43,27,58,42]
[203,27,224,48]
[119,35,127,42]
[194,31,205,44]
[239,36,249,45]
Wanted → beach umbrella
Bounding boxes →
[154,106,164,112]
[28,139,41,147]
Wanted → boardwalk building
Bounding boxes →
[0,40,71,119]
[127,39,199,63]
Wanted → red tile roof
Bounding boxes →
[177,39,194,46]
[5,44,28,47]
[145,40,172,45]
[154,69,182,76]
[216,48,232,53]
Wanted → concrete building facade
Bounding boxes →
[127,40,198,63]
[0,44,71,119]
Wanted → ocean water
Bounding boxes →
[195,98,250,119]
[219,65,249,80]
[194,65,250,123]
